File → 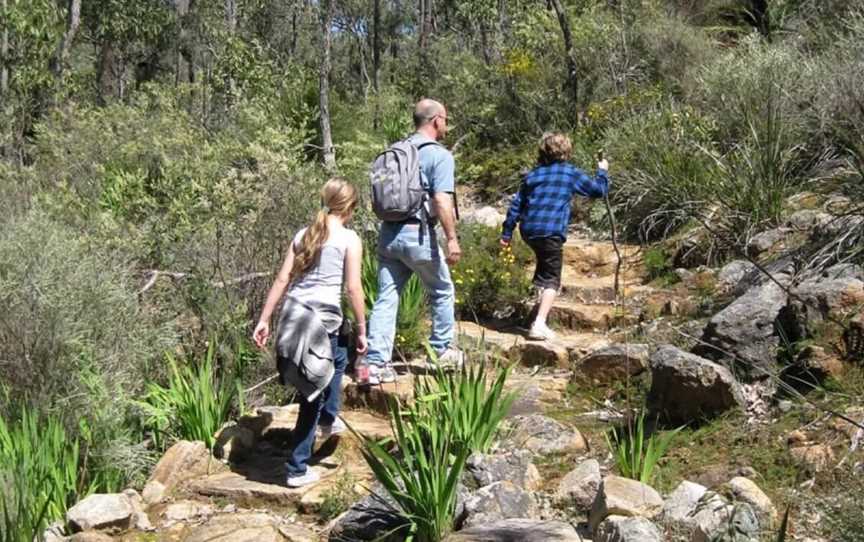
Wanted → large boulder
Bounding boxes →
[460,481,539,528]
[694,277,788,380]
[463,206,506,228]
[184,513,284,542]
[588,475,664,533]
[328,491,410,542]
[594,515,662,542]
[444,519,583,542]
[747,228,791,257]
[691,496,759,542]
[142,440,216,504]
[661,481,707,525]
[67,493,135,533]
[574,344,650,384]
[502,414,587,455]
[716,260,757,295]
[464,450,542,491]
[778,275,864,347]
[647,346,745,424]
[555,459,602,511]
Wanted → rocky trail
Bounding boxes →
[54,223,864,541]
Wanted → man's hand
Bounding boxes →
[598,158,609,171]
[446,238,462,265]
[356,334,368,355]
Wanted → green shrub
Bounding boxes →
[452,225,533,321]
[137,341,243,450]
[605,409,683,484]
[0,467,54,542]
[414,354,516,456]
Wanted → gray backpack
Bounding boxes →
[370,139,437,222]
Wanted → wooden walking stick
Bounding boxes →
[599,150,623,301]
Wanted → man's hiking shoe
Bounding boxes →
[429,347,465,370]
[318,417,347,440]
[368,364,397,385]
[528,322,557,341]
[286,469,320,488]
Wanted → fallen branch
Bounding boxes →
[137,270,270,295]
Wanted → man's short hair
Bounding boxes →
[414,99,444,128]
[538,132,572,165]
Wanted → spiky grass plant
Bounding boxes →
[137,341,242,450]
[605,409,683,484]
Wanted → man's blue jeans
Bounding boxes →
[286,334,346,477]
[366,221,456,366]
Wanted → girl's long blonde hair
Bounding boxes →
[290,178,358,285]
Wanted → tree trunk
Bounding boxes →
[318,0,336,168]
[290,4,299,57]
[548,0,579,124]
[51,0,82,78]
[97,40,120,105]
[225,0,237,100]
[751,0,770,39]
[173,0,193,85]
[372,0,381,128]
[1,0,8,97]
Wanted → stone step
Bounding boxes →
[458,320,610,369]
[562,238,644,279]
[559,268,652,304]
[546,300,638,332]
[342,373,418,416]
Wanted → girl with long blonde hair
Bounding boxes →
[253,177,366,488]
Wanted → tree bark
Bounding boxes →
[548,0,579,124]
[290,3,299,57]
[51,0,82,78]
[372,0,382,128]
[751,0,770,39]
[97,40,120,105]
[318,0,336,168]
[1,0,8,97]
[173,0,193,85]
[224,0,237,100]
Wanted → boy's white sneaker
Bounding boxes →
[286,469,320,488]
[528,322,557,341]
[430,347,465,369]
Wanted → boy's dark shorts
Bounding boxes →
[526,236,564,290]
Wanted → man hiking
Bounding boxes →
[365,99,463,384]
[501,132,610,341]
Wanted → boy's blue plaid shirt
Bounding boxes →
[501,162,610,242]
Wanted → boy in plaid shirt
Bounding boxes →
[501,132,610,341]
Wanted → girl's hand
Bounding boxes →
[356,334,368,356]
[253,321,270,350]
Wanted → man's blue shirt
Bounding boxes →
[501,161,609,242]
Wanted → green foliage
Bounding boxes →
[357,354,514,541]
[452,225,532,321]
[0,467,53,542]
[355,244,428,357]
[605,409,683,484]
[137,341,243,450]
[414,354,516,455]
[318,472,361,522]
[643,246,677,284]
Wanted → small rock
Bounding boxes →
[42,521,66,542]
[461,481,539,528]
[555,459,601,511]
[329,491,410,541]
[595,515,662,542]
[465,450,542,491]
[647,345,745,424]
[662,480,707,524]
[463,206,506,228]
[214,422,256,462]
[777,400,794,413]
[789,345,844,385]
[723,477,777,529]
[503,414,587,455]
[184,513,282,542]
[716,260,756,293]
[588,475,664,533]
[747,228,790,256]
[69,534,114,542]
[692,498,759,542]
[444,519,584,541]
[161,500,215,524]
[574,344,650,384]
[67,493,134,533]
[789,443,835,473]
[278,523,318,542]
[142,440,215,504]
